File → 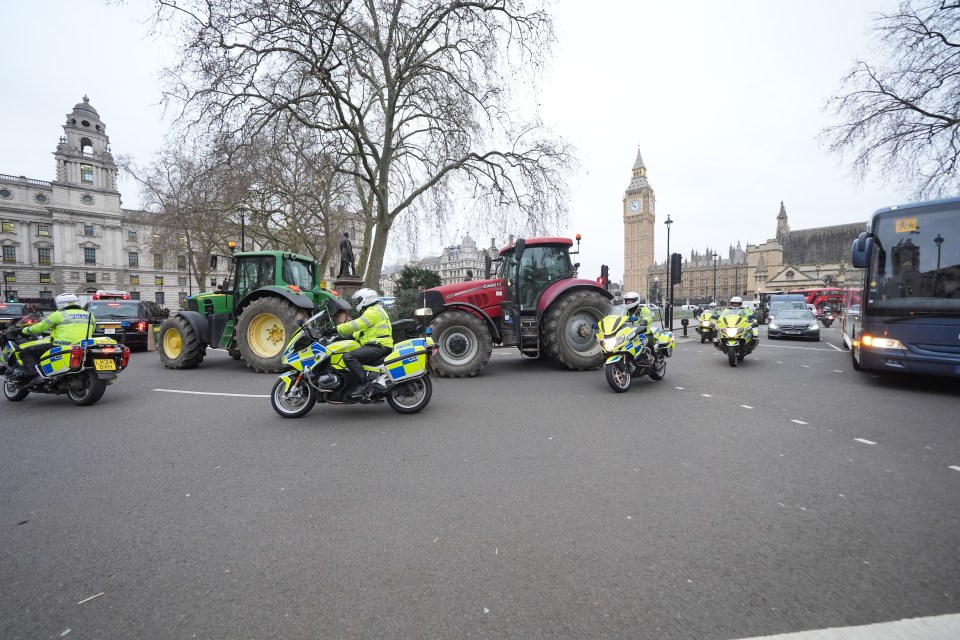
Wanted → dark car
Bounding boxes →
[0,302,40,329]
[85,300,169,350]
[767,308,820,341]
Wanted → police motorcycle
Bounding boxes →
[695,307,720,344]
[0,313,130,405]
[713,308,759,367]
[594,305,676,393]
[821,308,836,328]
[270,301,437,418]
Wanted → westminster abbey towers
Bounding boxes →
[622,148,655,295]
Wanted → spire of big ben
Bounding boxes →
[622,147,655,297]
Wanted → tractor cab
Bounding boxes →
[492,237,581,357]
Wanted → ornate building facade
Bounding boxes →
[644,202,866,305]
[622,148,656,295]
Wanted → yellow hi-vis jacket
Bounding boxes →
[336,303,394,348]
[24,306,96,345]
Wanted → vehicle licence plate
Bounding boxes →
[94,359,116,371]
[786,330,801,335]
[105,328,116,334]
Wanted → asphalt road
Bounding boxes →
[1,325,958,640]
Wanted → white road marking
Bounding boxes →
[763,343,843,352]
[833,369,843,373]
[949,466,960,472]
[790,420,808,425]
[675,386,685,390]
[825,341,844,352]
[855,438,877,445]
[155,388,270,398]
[726,612,960,639]
[701,394,712,398]
[800,365,810,368]
[740,405,753,409]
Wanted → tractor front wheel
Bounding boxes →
[158,315,206,369]
[542,290,610,370]
[429,310,492,378]
[236,298,309,373]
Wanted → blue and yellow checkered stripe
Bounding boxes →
[385,338,428,381]
[284,343,329,371]
[40,345,71,376]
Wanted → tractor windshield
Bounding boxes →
[282,259,314,290]
[518,245,573,308]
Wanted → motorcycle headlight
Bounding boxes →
[723,327,739,337]
[702,321,712,328]
[601,334,626,350]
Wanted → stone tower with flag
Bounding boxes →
[622,148,656,296]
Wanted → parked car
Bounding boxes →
[767,308,820,341]
[85,300,169,350]
[841,304,861,349]
[0,302,40,329]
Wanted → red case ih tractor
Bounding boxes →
[415,236,613,377]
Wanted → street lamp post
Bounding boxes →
[935,233,944,270]
[712,252,719,303]
[664,214,673,330]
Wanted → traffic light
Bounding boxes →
[600,264,610,290]
[670,253,682,284]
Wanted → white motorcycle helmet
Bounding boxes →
[730,296,743,308]
[352,288,381,311]
[708,302,717,309]
[55,293,80,310]
[623,292,641,314]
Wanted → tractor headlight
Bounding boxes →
[414,307,433,317]
[723,327,739,337]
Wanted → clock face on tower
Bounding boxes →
[628,199,641,212]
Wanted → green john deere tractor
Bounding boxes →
[157,250,340,373]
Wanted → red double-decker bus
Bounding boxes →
[786,287,861,311]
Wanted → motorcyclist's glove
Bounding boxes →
[21,327,31,335]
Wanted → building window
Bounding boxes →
[130,275,140,285]
[38,248,51,266]
[152,233,161,243]
[128,230,138,242]
[86,272,96,283]
[153,254,163,269]
[128,252,139,267]
[1,221,13,234]
[39,290,53,299]
[155,292,165,306]
[177,254,187,270]
[84,248,96,264]
[39,272,51,283]
[178,292,188,307]
[84,225,94,236]
[81,164,94,183]
[210,278,217,287]
[3,271,15,283]
[786,271,794,279]
[178,276,187,287]
[155,276,164,286]
[130,291,141,300]
[2,246,15,263]
[35,193,48,204]
[36,224,50,237]
[4,290,16,301]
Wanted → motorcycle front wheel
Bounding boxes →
[271,377,316,418]
[728,345,738,368]
[604,360,632,392]
[3,379,29,402]
[68,370,108,406]
[386,376,433,414]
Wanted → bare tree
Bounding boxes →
[823,1,960,198]
[118,139,252,293]
[151,0,574,286]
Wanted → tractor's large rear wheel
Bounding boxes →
[236,298,309,373]
[542,290,610,370]
[158,315,206,369]
[429,310,492,378]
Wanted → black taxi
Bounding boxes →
[0,302,40,329]
[85,300,169,350]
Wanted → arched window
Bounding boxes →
[786,270,795,279]
[80,164,94,183]
[80,138,93,154]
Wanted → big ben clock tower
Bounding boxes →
[623,148,655,295]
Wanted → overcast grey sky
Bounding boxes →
[2,0,906,282]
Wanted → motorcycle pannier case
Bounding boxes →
[384,338,430,381]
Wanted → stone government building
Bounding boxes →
[0,97,235,309]
[622,149,866,305]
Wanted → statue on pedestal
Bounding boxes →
[338,232,356,277]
